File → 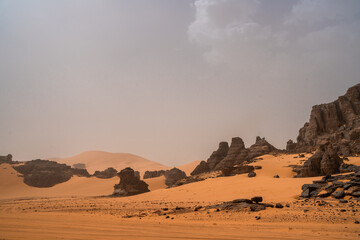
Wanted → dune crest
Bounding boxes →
[52,151,169,174]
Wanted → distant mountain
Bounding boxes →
[51,151,169,174]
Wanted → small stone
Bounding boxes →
[332,190,345,199]
[273,175,280,178]
[275,203,284,208]
[251,196,263,203]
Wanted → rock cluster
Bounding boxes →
[0,154,14,164]
[12,159,90,187]
[143,170,166,179]
[287,83,360,156]
[113,167,149,196]
[191,136,277,176]
[300,172,360,199]
[206,197,282,212]
[298,148,343,177]
[93,167,118,179]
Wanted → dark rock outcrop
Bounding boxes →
[143,170,166,179]
[192,136,278,176]
[72,163,86,169]
[298,148,343,177]
[164,168,187,187]
[93,167,118,179]
[13,159,74,187]
[12,159,91,187]
[300,172,360,199]
[248,137,277,159]
[287,83,360,156]
[207,142,229,170]
[340,163,360,173]
[190,161,210,176]
[72,168,91,177]
[113,167,149,196]
[0,154,14,164]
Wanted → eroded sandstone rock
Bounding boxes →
[113,167,149,196]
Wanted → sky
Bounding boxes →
[1,0,360,165]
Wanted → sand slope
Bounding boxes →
[51,151,169,174]
[0,164,165,200]
[2,154,360,202]
[176,160,201,175]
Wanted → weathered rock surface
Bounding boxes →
[206,197,274,212]
[93,167,118,179]
[143,170,166,179]
[190,161,210,176]
[0,154,14,164]
[13,160,74,187]
[300,171,360,199]
[12,159,91,187]
[164,168,187,187]
[248,136,277,159]
[287,83,360,156]
[340,163,360,173]
[192,136,278,176]
[298,148,343,177]
[72,163,86,169]
[113,167,149,196]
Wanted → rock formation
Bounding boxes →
[0,154,14,164]
[12,159,90,187]
[72,163,86,169]
[287,83,360,156]
[93,167,118,179]
[298,148,343,177]
[191,136,278,176]
[164,168,187,187]
[300,172,360,199]
[143,170,166,179]
[13,160,74,187]
[113,167,149,196]
[190,161,210,176]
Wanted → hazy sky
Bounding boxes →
[1,0,360,165]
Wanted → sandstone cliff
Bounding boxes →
[287,83,360,156]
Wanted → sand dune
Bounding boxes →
[51,151,169,174]
[1,154,360,239]
[0,164,166,200]
[176,160,201,175]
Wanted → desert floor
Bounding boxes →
[1,154,359,239]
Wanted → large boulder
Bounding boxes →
[13,159,74,187]
[93,167,118,179]
[164,168,186,187]
[113,167,149,196]
[320,149,343,176]
[298,148,343,177]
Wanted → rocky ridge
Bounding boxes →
[191,136,278,176]
[287,83,360,156]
